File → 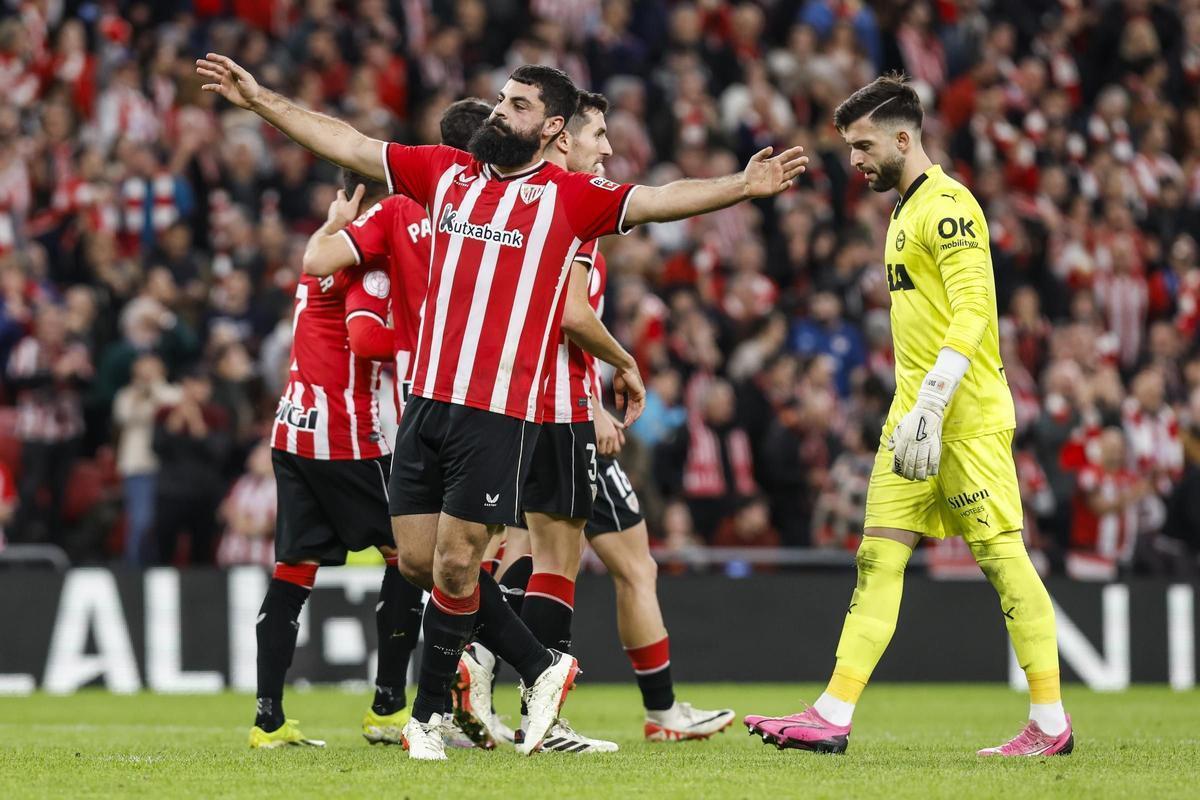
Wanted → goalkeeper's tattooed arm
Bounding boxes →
[888,347,970,481]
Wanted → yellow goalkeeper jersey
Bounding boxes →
[881,164,1015,443]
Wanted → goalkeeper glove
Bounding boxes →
[887,368,961,481]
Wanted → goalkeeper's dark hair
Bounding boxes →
[834,72,924,133]
[566,91,609,135]
[341,169,389,207]
[440,97,492,150]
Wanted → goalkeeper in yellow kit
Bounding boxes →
[745,74,1074,757]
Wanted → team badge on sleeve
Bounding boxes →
[363,270,391,299]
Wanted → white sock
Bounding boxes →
[1029,701,1067,736]
[813,692,855,727]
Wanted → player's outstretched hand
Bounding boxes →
[196,53,261,110]
[594,407,626,457]
[326,184,365,230]
[613,364,646,427]
[743,146,809,199]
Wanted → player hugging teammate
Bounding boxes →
[197,52,806,760]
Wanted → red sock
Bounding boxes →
[430,584,480,615]
[627,636,674,711]
[273,562,318,589]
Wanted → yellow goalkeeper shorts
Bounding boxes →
[863,429,1023,542]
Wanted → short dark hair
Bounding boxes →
[341,168,389,207]
[566,91,608,135]
[833,72,923,133]
[509,64,580,123]
[440,97,492,150]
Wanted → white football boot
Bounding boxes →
[515,650,580,755]
[401,713,448,761]
[645,701,736,741]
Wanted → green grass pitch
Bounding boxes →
[1,684,1197,799]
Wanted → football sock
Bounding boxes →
[473,568,553,685]
[521,572,575,653]
[626,636,675,711]
[483,537,507,576]
[497,554,533,617]
[254,563,318,731]
[412,585,479,723]
[823,536,912,721]
[372,557,424,715]
[968,531,1066,735]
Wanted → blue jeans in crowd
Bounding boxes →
[123,474,157,565]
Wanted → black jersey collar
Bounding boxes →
[482,160,548,182]
[892,166,940,219]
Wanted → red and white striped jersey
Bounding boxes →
[381,143,637,422]
[271,265,391,460]
[539,240,608,423]
[342,194,432,414]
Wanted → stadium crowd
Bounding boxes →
[0,0,1199,579]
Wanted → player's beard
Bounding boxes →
[468,118,542,168]
[866,154,905,193]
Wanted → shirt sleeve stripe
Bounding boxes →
[381,140,394,194]
[616,184,640,236]
[345,309,386,325]
[339,228,363,266]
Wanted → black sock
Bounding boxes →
[637,666,676,712]
[254,578,311,730]
[473,569,552,685]
[412,594,476,723]
[372,565,424,714]
[520,573,574,654]
[496,554,533,617]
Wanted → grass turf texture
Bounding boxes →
[0,684,1197,799]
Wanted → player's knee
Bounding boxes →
[434,544,478,588]
[855,537,911,578]
[613,551,657,592]
[396,556,432,590]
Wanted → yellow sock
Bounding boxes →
[968,531,1060,700]
[827,536,912,703]
[1027,669,1062,705]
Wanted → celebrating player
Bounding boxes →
[249,187,425,750]
[744,74,1073,757]
[197,53,807,760]
[462,93,735,750]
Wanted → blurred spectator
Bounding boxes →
[810,421,875,550]
[152,368,230,565]
[635,367,686,449]
[215,440,276,568]
[112,353,179,564]
[6,303,91,544]
[712,495,781,549]
[1069,427,1147,580]
[661,378,758,540]
[789,291,865,397]
[0,458,15,550]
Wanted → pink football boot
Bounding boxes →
[744,707,851,754]
[977,715,1074,757]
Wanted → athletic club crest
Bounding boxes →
[895,229,906,251]
[519,184,545,204]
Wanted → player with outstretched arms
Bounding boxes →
[197,53,806,760]
[465,92,735,750]
[744,74,1073,757]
